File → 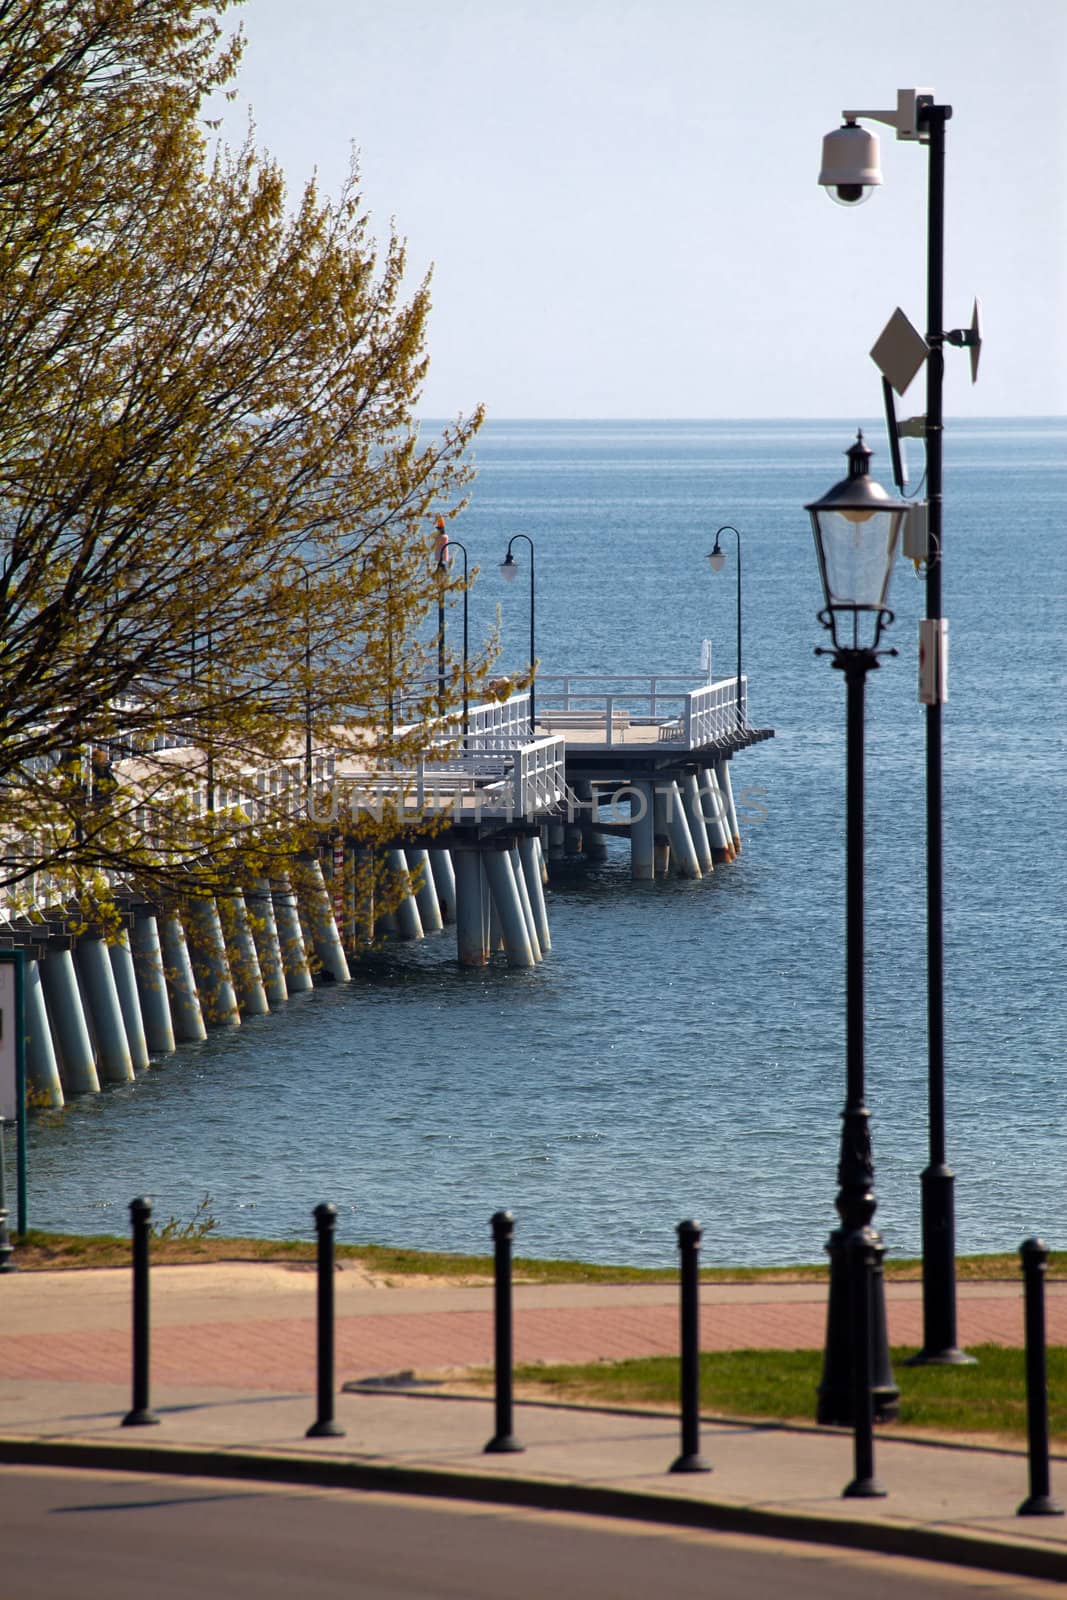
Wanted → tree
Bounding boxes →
[0,0,487,916]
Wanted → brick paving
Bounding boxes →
[2,1276,1063,1393]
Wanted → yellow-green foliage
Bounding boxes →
[0,0,493,916]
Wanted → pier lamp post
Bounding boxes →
[818,87,976,1367]
[499,533,536,731]
[806,431,906,1427]
[707,526,744,730]
[436,536,470,745]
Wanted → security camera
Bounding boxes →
[818,123,882,205]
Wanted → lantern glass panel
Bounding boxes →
[810,507,901,612]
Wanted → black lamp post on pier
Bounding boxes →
[499,533,536,732]
[707,525,744,730]
[806,432,906,1428]
[436,535,470,744]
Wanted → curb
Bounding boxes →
[1,1435,1063,1586]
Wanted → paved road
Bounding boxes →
[5,1465,1063,1600]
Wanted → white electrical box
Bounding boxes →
[918,617,948,704]
[903,502,928,562]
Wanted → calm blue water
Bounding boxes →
[25,419,1067,1267]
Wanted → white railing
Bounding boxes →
[534,673,747,747]
[333,734,565,825]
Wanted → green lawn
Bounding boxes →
[498,1345,1067,1443]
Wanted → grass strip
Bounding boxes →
[8,1230,1061,1284]
[499,1345,1067,1444]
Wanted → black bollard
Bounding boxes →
[842,1230,886,1498]
[670,1219,712,1473]
[0,1121,16,1273]
[122,1196,160,1427]
[484,1210,524,1454]
[307,1202,345,1438]
[1017,1238,1064,1516]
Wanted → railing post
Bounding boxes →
[306,1201,346,1438]
[670,1219,712,1473]
[1017,1237,1064,1516]
[122,1196,160,1427]
[485,1209,525,1454]
[842,1231,887,1498]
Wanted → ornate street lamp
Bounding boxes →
[436,535,470,744]
[707,525,744,730]
[818,87,979,1368]
[499,533,536,731]
[806,431,906,1428]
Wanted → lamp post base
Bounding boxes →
[817,1224,899,1427]
[906,1164,976,1366]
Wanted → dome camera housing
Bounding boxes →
[818,123,882,205]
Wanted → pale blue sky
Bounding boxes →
[219,0,1065,420]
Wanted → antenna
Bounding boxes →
[881,377,908,492]
[946,296,983,384]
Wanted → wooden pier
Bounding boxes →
[0,671,772,1105]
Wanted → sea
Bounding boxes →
[22,417,1067,1268]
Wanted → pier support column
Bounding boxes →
[25,957,64,1107]
[483,850,535,969]
[715,758,741,854]
[131,912,177,1054]
[76,935,135,1082]
[271,875,314,993]
[652,786,672,877]
[681,772,714,876]
[700,768,734,863]
[184,898,240,1027]
[509,845,542,963]
[220,891,269,1016]
[247,880,288,1006]
[350,847,376,949]
[385,849,423,942]
[630,781,655,881]
[547,823,565,861]
[573,781,608,862]
[109,930,151,1071]
[663,780,702,879]
[429,849,457,923]
[518,834,551,953]
[454,849,489,967]
[407,849,443,933]
[39,947,100,1094]
[159,912,207,1042]
[294,856,352,981]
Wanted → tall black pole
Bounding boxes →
[502,534,536,730]
[912,101,970,1368]
[817,650,899,1426]
[711,527,743,730]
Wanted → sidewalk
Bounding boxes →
[1,1262,1064,1583]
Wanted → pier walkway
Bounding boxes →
[0,1262,1064,1584]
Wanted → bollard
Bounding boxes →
[306,1202,346,1438]
[0,1121,16,1273]
[484,1210,524,1454]
[122,1197,160,1427]
[670,1219,712,1473]
[842,1230,886,1498]
[1017,1238,1064,1516]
